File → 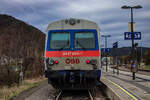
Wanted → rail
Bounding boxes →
[55,91,62,100]
[88,90,94,100]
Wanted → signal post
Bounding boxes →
[113,42,119,75]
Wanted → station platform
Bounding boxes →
[101,66,150,100]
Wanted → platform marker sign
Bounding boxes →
[124,32,141,40]
[124,32,132,40]
[134,32,141,40]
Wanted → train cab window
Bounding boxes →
[75,32,95,49]
[50,32,70,50]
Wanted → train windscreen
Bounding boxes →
[75,32,95,49]
[50,32,70,49]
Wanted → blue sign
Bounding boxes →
[102,48,110,53]
[124,32,141,40]
[134,32,141,40]
[102,48,105,52]
[124,32,132,40]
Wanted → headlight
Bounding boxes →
[46,58,54,66]
[90,59,97,65]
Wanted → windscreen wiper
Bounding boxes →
[58,41,69,51]
[76,40,86,50]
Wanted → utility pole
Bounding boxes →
[101,35,111,72]
[122,5,142,80]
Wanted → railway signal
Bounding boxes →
[113,42,118,48]
[113,42,119,75]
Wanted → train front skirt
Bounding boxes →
[45,70,101,90]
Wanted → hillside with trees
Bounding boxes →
[144,49,150,65]
[0,14,45,86]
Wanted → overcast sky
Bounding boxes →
[0,0,150,48]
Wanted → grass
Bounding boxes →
[140,63,150,70]
[143,65,150,70]
[0,76,46,100]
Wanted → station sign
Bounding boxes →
[124,32,141,40]
[102,48,110,53]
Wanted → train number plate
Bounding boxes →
[65,59,80,64]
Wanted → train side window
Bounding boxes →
[50,32,70,50]
[75,32,96,49]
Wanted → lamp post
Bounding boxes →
[101,35,111,72]
[121,5,142,80]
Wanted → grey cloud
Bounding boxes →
[0,0,150,47]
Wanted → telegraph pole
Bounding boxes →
[101,35,111,72]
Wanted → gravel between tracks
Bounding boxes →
[12,80,109,100]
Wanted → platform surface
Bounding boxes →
[101,66,150,100]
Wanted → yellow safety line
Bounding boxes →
[105,78,139,100]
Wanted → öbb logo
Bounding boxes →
[65,59,80,64]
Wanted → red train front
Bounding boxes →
[44,18,101,89]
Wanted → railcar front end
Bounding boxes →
[44,18,101,89]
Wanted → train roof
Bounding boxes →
[46,18,100,33]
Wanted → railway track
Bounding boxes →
[13,80,111,100]
[55,90,62,100]
[55,90,94,100]
[54,82,109,100]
